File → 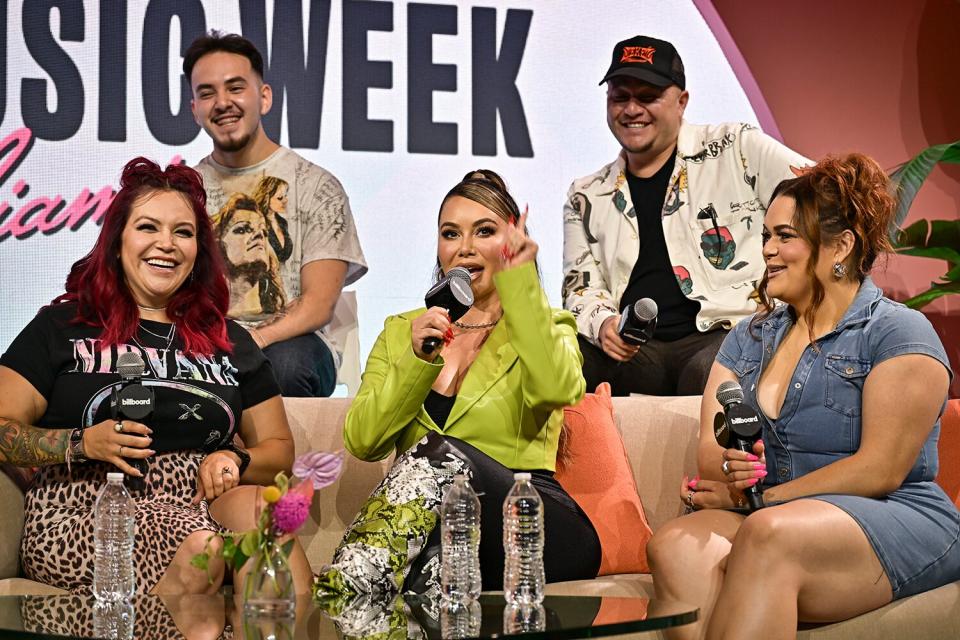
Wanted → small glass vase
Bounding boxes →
[243,540,296,617]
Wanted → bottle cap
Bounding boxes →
[107,472,125,482]
[514,472,531,481]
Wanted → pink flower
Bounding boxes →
[293,451,345,490]
[272,492,311,534]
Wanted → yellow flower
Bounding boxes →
[262,486,282,503]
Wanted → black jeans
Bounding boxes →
[262,333,336,397]
[579,329,728,397]
[404,435,601,592]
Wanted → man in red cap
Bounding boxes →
[563,35,809,396]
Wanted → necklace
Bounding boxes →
[454,314,502,330]
[137,303,167,312]
[133,321,177,352]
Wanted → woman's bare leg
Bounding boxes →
[157,594,227,640]
[152,530,225,595]
[648,509,745,640]
[209,485,314,595]
[707,500,892,640]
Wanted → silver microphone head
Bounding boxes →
[446,267,475,306]
[446,267,472,284]
[716,380,744,407]
[117,351,146,380]
[633,297,658,322]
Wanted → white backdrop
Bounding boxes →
[0,0,761,368]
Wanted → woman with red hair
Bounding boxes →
[0,157,306,596]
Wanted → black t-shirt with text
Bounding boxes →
[0,303,280,453]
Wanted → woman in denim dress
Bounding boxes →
[648,154,960,640]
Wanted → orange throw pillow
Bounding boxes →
[935,399,960,508]
[556,382,653,575]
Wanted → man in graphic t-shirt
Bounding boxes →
[185,31,367,397]
[562,35,810,396]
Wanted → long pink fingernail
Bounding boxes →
[755,470,768,478]
[753,463,765,470]
[745,478,759,486]
[746,454,759,462]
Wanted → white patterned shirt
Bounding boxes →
[562,121,810,346]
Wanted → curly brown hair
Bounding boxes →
[753,153,896,343]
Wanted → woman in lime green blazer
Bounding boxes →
[314,171,601,600]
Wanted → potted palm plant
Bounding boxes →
[889,141,960,309]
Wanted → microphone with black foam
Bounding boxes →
[111,351,155,489]
[617,298,658,346]
[715,380,765,511]
[422,267,474,355]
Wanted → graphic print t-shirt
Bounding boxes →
[0,303,279,453]
[195,147,367,329]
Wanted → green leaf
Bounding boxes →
[926,219,960,256]
[894,219,929,249]
[897,247,960,263]
[889,140,960,240]
[221,537,237,565]
[189,552,209,572]
[281,539,295,558]
[240,530,261,558]
[233,548,250,571]
[901,280,960,309]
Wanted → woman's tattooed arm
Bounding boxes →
[0,418,67,465]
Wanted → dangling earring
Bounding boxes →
[832,262,847,279]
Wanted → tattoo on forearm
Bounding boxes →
[0,419,68,465]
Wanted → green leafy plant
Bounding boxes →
[889,140,960,309]
[190,451,344,579]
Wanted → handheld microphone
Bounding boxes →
[715,380,764,511]
[617,298,658,346]
[422,267,474,354]
[111,351,154,489]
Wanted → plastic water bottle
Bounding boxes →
[93,472,136,601]
[440,474,482,602]
[502,472,544,605]
[92,598,135,640]
[503,602,546,634]
[440,598,482,639]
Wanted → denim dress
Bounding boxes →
[716,277,960,599]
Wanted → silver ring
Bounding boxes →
[685,491,696,509]
[221,467,233,476]
[722,459,732,475]
[114,421,124,433]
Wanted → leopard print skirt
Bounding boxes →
[19,593,234,640]
[21,452,224,594]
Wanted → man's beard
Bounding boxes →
[215,130,253,153]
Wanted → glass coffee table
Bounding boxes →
[0,592,697,639]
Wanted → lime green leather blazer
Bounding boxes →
[343,262,586,471]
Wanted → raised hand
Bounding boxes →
[500,206,538,269]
